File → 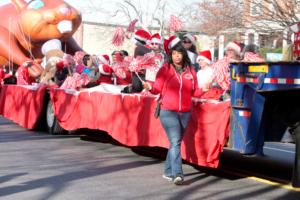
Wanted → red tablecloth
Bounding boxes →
[0,85,46,129]
[50,89,230,168]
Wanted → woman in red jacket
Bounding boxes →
[144,43,200,185]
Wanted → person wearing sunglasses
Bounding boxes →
[182,33,199,72]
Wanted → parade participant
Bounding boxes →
[224,41,242,61]
[212,41,242,100]
[143,42,202,185]
[196,50,213,91]
[16,61,36,85]
[96,54,114,84]
[133,29,151,57]
[39,39,65,85]
[82,54,100,86]
[242,44,264,62]
[131,29,151,92]
[146,33,165,82]
[182,33,198,71]
[74,51,86,74]
[111,50,123,64]
[111,51,132,86]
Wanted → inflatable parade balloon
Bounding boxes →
[0,0,82,77]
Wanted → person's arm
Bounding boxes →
[144,64,168,94]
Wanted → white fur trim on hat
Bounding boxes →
[183,33,196,45]
[134,34,148,42]
[41,39,62,56]
[168,37,181,49]
[225,42,241,55]
[196,55,211,64]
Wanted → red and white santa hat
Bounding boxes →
[164,35,181,55]
[196,50,212,64]
[150,33,162,44]
[97,54,110,65]
[225,41,242,55]
[133,29,151,44]
[183,33,196,46]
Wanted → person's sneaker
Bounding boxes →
[173,176,184,185]
[162,174,173,182]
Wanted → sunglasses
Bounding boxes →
[151,43,160,45]
[182,40,192,44]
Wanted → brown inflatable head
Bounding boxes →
[12,0,82,41]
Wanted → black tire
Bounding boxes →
[46,100,66,135]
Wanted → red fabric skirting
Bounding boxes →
[0,85,230,168]
[50,89,230,168]
[0,85,46,129]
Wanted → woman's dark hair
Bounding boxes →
[168,43,191,68]
[82,54,91,66]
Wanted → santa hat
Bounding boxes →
[225,41,242,55]
[97,54,110,65]
[164,35,181,55]
[133,29,151,44]
[41,39,62,56]
[196,50,212,64]
[183,33,196,46]
[151,33,162,44]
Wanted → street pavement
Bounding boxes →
[0,117,300,200]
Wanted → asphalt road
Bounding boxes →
[0,117,300,200]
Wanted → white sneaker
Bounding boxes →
[173,176,184,185]
[162,174,173,182]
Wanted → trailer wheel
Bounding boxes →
[46,100,66,135]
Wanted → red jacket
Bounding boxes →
[151,63,202,112]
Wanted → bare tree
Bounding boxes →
[243,0,300,33]
[195,0,244,35]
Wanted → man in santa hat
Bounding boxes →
[126,29,152,93]
[133,29,152,57]
[145,33,166,82]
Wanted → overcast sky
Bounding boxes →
[1,0,198,26]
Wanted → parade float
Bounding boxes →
[0,0,300,188]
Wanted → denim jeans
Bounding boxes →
[159,109,191,177]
